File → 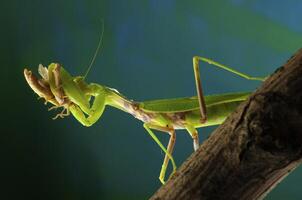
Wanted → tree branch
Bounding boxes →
[150,49,302,200]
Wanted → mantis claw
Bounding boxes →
[52,107,70,120]
[52,114,60,120]
[168,169,176,180]
[48,105,58,111]
[159,177,165,185]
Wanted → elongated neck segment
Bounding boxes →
[106,88,140,115]
[105,87,155,123]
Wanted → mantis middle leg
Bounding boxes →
[143,123,176,184]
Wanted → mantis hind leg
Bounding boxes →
[191,56,265,149]
[193,56,267,81]
[193,56,207,123]
[143,123,176,184]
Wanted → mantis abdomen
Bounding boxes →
[138,91,251,129]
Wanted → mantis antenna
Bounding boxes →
[83,19,105,79]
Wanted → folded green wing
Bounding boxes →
[140,92,251,113]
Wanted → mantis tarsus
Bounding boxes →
[24,56,265,184]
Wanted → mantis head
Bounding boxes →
[24,63,107,126]
[24,22,108,124]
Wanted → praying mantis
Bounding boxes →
[24,56,265,184]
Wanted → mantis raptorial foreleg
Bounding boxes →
[69,83,106,127]
[46,63,107,126]
[143,123,177,184]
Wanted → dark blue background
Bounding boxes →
[2,0,302,199]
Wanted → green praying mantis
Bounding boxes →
[24,55,266,184]
[23,21,266,184]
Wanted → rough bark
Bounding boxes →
[150,49,302,200]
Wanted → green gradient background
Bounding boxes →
[2,0,302,199]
